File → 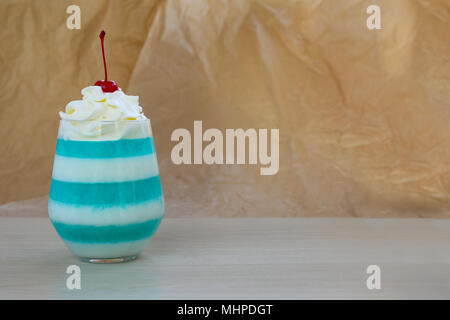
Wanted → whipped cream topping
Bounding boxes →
[59,85,151,141]
[60,86,146,121]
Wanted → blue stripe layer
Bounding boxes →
[52,218,162,243]
[49,176,163,207]
[55,137,154,158]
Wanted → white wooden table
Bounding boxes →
[0,217,449,299]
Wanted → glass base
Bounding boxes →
[78,255,138,264]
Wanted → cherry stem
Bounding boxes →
[99,30,107,81]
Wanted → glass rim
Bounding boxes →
[59,118,150,124]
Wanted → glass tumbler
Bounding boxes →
[48,119,164,263]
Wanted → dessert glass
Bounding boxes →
[48,119,164,263]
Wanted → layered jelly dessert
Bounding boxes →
[48,31,163,262]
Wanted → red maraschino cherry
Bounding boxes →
[94,30,118,93]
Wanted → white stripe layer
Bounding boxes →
[52,154,159,183]
[64,239,150,258]
[48,199,164,226]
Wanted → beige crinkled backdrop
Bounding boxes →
[0,0,449,218]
